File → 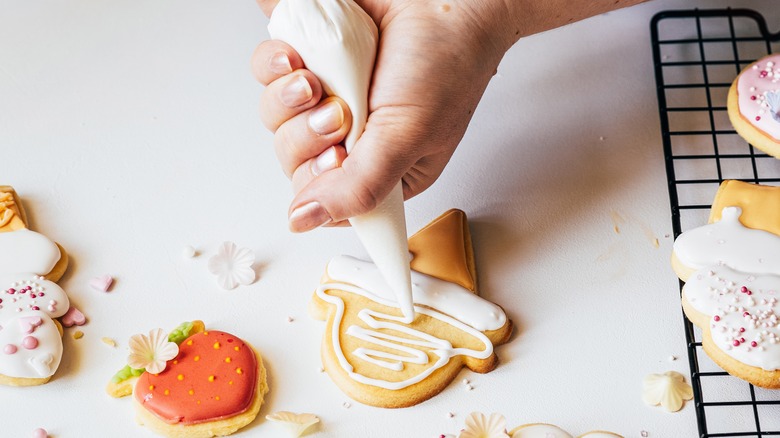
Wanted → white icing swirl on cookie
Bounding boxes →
[673,207,780,275]
[317,255,506,390]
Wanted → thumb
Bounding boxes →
[287,121,413,232]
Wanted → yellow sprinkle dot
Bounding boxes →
[236,368,243,375]
[213,342,220,349]
[188,389,194,396]
[73,331,84,340]
[197,400,201,405]
[164,389,170,396]
[177,374,184,381]
[224,357,231,363]
[173,360,178,365]
[194,355,200,362]
[228,381,233,385]
[186,340,193,346]
[149,385,155,391]
[208,375,215,382]
[203,331,209,336]
[234,346,239,351]
[101,337,117,347]
[215,396,220,401]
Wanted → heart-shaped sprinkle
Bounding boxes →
[89,275,114,292]
[134,331,257,425]
[18,316,43,334]
[61,306,86,327]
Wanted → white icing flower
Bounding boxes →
[265,411,320,437]
[207,241,256,290]
[127,328,179,374]
[459,412,510,438]
[642,371,693,412]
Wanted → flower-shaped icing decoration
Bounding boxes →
[459,412,510,438]
[766,90,780,122]
[127,328,179,374]
[207,241,256,290]
[642,371,693,412]
[266,411,320,437]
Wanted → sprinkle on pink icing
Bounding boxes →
[22,336,38,350]
[3,344,17,354]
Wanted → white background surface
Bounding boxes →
[2,0,779,437]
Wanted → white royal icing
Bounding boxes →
[0,229,68,379]
[0,229,61,276]
[317,255,506,390]
[684,265,780,370]
[673,207,780,275]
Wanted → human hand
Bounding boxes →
[252,1,516,232]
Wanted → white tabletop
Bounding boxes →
[2,0,779,436]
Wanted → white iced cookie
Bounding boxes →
[0,187,71,386]
[269,0,415,321]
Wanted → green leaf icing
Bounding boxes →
[111,321,194,384]
[167,321,194,345]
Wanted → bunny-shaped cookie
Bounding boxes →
[311,209,513,408]
[0,187,70,386]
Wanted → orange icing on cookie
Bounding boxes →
[709,180,780,236]
[134,331,257,425]
[408,209,476,291]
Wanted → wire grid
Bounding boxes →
[651,8,780,438]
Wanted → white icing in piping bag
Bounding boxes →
[269,0,415,322]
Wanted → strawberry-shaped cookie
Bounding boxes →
[108,321,268,438]
[0,186,72,386]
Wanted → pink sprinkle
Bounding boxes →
[22,336,38,350]
[31,306,40,311]
[751,341,758,347]
[38,292,44,297]
[32,428,48,438]
[3,344,17,355]
[714,315,721,321]
[751,95,757,100]
[733,340,741,347]
[741,286,748,292]
[744,311,751,317]
[748,290,753,295]
[741,337,746,343]
[89,275,114,293]
[760,71,768,78]
[30,293,36,298]
[757,116,762,121]
[740,327,746,333]
[7,288,14,294]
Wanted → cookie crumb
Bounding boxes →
[462,379,469,385]
[102,337,117,347]
[287,316,294,323]
[465,384,473,391]
[447,412,455,418]
[73,330,84,340]
[318,366,325,373]
[182,245,197,258]
[641,431,649,437]
[669,355,677,362]
[32,427,47,438]
[342,401,351,409]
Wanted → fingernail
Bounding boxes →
[289,201,332,232]
[311,147,338,176]
[269,52,292,75]
[281,76,312,107]
[309,101,344,135]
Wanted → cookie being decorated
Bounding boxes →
[727,53,780,158]
[108,321,268,438]
[0,186,71,387]
[673,180,780,388]
[310,209,513,408]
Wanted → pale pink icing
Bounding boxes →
[737,54,780,141]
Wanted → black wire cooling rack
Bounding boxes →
[651,8,780,438]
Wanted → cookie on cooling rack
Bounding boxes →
[672,180,780,388]
[727,53,780,158]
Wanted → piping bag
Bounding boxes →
[269,0,416,322]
